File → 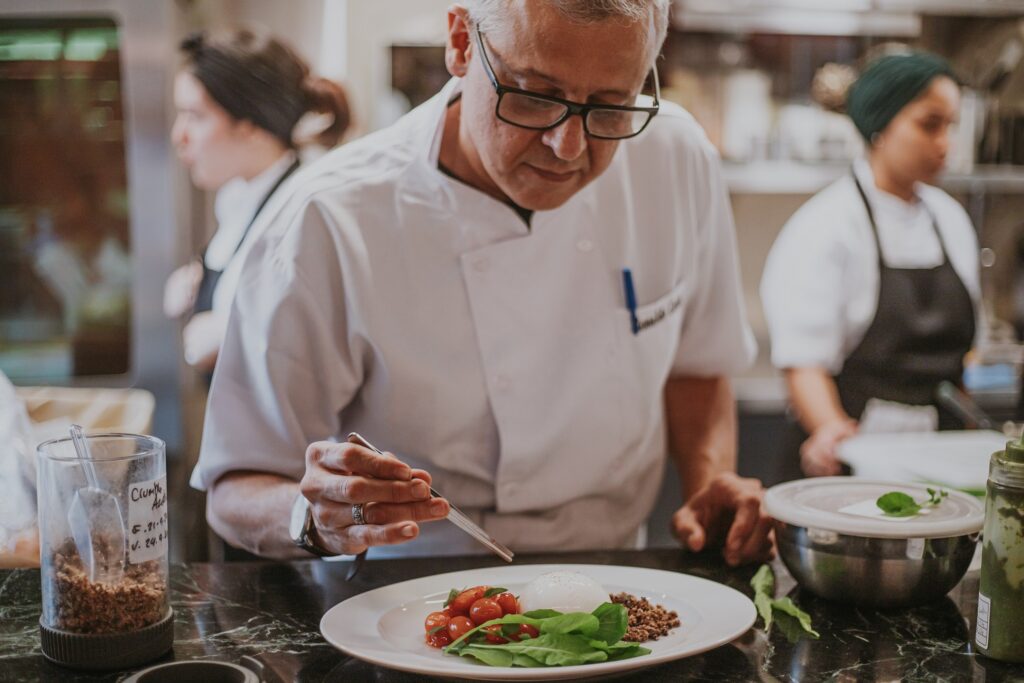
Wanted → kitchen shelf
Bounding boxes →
[722,161,1024,194]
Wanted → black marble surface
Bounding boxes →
[2,549,1024,682]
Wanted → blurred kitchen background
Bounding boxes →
[3,0,1024,560]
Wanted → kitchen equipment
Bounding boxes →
[67,424,125,584]
[120,660,263,683]
[936,381,995,430]
[37,432,172,670]
[975,435,1024,662]
[765,478,983,608]
[348,433,514,562]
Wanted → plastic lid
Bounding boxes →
[764,477,984,539]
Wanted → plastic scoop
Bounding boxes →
[68,424,125,583]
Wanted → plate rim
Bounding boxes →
[319,563,756,681]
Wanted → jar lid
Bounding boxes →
[764,477,984,539]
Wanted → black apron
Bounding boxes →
[781,171,976,468]
[192,158,300,317]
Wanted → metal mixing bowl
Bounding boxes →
[774,521,979,608]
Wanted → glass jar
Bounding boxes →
[975,439,1024,663]
[36,433,173,670]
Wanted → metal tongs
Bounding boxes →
[348,432,514,563]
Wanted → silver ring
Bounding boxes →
[351,503,366,525]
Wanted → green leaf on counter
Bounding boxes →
[771,597,820,638]
[751,564,775,631]
[750,564,819,640]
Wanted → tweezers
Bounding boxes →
[347,432,514,563]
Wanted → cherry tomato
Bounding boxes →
[447,615,474,641]
[483,624,508,644]
[426,630,452,648]
[517,624,539,640]
[424,610,450,634]
[495,592,519,615]
[449,586,488,616]
[469,597,503,625]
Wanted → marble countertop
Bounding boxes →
[2,549,1023,682]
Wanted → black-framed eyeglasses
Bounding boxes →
[472,24,659,141]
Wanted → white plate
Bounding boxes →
[320,563,755,681]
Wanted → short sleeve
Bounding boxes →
[192,200,364,490]
[760,196,849,373]
[671,140,757,376]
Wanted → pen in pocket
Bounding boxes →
[622,268,639,335]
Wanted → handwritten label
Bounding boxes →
[127,475,168,564]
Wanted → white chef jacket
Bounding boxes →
[205,151,299,309]
[192,78,756,557]
[760,159,980,375]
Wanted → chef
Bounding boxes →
[163,30,350,374]
[192,0,771,565]
[761,51,980,477]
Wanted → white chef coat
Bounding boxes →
[760,159,980,375]
[192,78,756,557]
[204,151,298,308]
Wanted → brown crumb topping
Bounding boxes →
[50,542,167,634]
[611,592,681,642]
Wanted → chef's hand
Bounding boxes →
[800,419,857,477]
[182,311,225,372]
[163,260,203,318]
[672,472,774,567]
[299,441,450,556]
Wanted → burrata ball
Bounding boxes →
[518,571,609,614]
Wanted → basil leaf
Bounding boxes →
[750,564,775,631]
[876,491,921,517]
[427,624,446,635]
[591,602,628,645]
[482,586,508,598]
[770,597,820,638]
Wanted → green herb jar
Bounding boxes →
[975,438,1024,663]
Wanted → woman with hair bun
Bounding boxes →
[761,50,980,477]
[163,28,351,373]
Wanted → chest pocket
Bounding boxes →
[615,279,687,439]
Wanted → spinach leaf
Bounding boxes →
[588,638,651,660]
[538,612,600,637]
[749,564,819,640]
[480,633,610,666]
[770,597,820,638]
[444,603,651,668]
[455,645,515,667]
[750,564,775,631]
[591,602,629,645]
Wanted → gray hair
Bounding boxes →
[463,0,670,64]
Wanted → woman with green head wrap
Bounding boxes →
[761,50,980,478]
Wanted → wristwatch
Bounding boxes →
[289,494,337,557]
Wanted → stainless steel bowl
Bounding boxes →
[774,521,979,608]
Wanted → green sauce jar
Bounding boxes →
[975,437,1024,663]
